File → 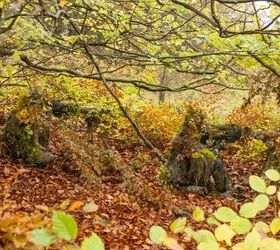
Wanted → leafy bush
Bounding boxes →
[149,169,280,250]
[235,138,268,161]
[134,104,182,145]
[118,102,182,148]
[227,99,280,131]
[119,101,209,151]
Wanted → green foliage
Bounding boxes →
[265,169,280,182]
[170,217,187,233]
[214,207,237,223]
[157,164,170,185]
[192,148,216,160]
[30,229,54,247]
[234,138,268,161]
[149,225,167,244]
[149,169,280,249]
[192,207,205,222]
[81,233,105,250]
[52,211,78,241]
[249,176,266,193]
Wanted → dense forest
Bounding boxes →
[0,0,280,249]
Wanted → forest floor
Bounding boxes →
[0,122,274,249]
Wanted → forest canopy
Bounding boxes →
[1,0,279,94]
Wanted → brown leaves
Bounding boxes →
[0,123,274,249]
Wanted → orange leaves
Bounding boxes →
[17,108,29,120]
[227,100,274,130]
[0,214,48,249]
[131,104,182,147]
[60,200,99,213]
[68,201,84,211]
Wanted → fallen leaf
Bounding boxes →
[60,199,71,210]
[68,201,84,211]
[83,201,99,213]
[35,205,49,212]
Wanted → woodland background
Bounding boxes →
[0,0,280,249]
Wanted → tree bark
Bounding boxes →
[159,66,168,104]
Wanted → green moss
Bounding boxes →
[192,148,216,160]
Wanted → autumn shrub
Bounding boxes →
[235,138,268,161]
[118,100,210,151]
[149,169,280,250]
[227,98,280,131]
[134,104,182,145]
[118,102,183,149]
[0,213,48,249]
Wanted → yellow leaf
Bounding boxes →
[162,237,184,250]
[35,205,49,212]
[68,201,84,211]
[60,199,71,210]
[83,201,99,213]
[215,224,235,246]
[170,217,187,233]
[266,185,277,195]
[244,231,261,250]
[232,242,245,250]
[59,0,67,7]
[270,218,280,234]
[193,207,205,222]
[13,234,28,248]
[260,238,280,250]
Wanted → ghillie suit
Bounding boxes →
[167,105,230,192]
[3,92,54,165]
[3,93,112,166]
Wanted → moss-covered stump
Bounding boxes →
[3,93,54,166]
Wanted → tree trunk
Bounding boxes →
[159,66,168,104]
